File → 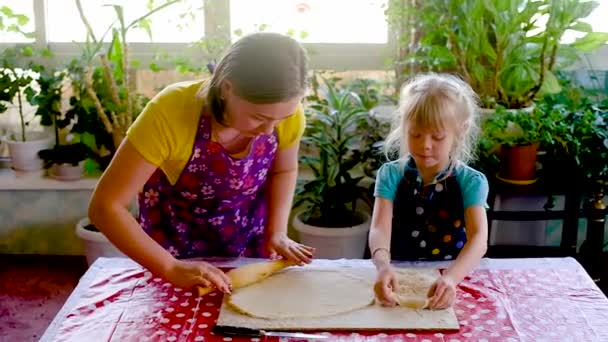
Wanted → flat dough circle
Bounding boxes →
[228,269,375,319]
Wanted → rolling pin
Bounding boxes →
[197,259,293,296]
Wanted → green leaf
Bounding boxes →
[148,63,161,72]
[539,71,562,95]
[569,21,593,33]
[16,14,28,26]
[571,32,608,52]
[1,6,14,16]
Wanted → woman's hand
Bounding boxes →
[374,265,398,306]
[427,274,457,310]
[266,233,314,265]
[163,259,232,293]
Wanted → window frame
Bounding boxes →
[0,0,606,71]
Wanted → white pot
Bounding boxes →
[293,209,371,259]
[50,161,85,181]
[6,134,53,171]
[75,217,126,266]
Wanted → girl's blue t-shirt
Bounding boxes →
[374,159,489,208]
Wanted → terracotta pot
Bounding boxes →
[499,144,538,181]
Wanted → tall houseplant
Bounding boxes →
[293,77,373,258]
[397,0,608,109]
[71,0,178,166]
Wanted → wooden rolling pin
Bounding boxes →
[197,259,293,296]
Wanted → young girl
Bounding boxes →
[369,73,489,310]
[88,32,314,294]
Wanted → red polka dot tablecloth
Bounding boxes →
[41,257,608,342]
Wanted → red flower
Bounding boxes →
[254,143,266,157]
[150,229,167,243]
[244,176,255,188]
[179,173,200,189]
[148,209,162,225]
[208,141,222,154]
[211,159,228,174]
[179,209,194,222]
[222,224,237,240]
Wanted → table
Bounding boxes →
[41,257,608,341]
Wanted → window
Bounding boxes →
[0,1,35,43]
[46,0,205,43]
[230,0,388,43]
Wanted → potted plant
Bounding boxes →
[293,77,373,259]
[481,106,549,182]
[396,0,608,110]
[67,0,176,169]
[30,67,94,180]
[0,47,53,171]
[539,72,608,192]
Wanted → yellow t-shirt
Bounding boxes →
[127,80,305,185]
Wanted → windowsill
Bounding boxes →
[0,168,99,190]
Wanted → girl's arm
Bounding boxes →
[266,142,314,263]
[369,197,394,270]
[443,205,488,283]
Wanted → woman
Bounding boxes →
[88,32,314,294]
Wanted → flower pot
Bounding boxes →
[50,161,85,181]
[293,209,371,259]
[6,134,53,171]
[75,217,126,266]
[499,143,539,181]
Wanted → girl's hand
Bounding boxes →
[163,259,232,293]
[266,233,314,265]
[427,274,457,309]
[374,266,398,306]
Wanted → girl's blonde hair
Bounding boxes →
[384,73,480,165]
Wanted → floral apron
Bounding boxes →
[391,158,467,261]
[138,113,278,258]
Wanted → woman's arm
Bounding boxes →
[266,142,314,263]
[443,205,488,283]
[89,140,232,291]
[369,197,394,270]
[88,140,176,276]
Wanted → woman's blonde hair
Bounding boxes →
[384,72,480,165]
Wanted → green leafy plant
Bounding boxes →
[539,72,608,186]
[73,0,178,149]
[295,78,373,227]
[481,106,547,147]
[394,0,608,109]
[0,46,51,141]
[32,67,94,168]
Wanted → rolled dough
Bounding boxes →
[228,269,375,319]
[392,268,436,310]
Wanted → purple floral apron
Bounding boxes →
[138,113,278,259]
